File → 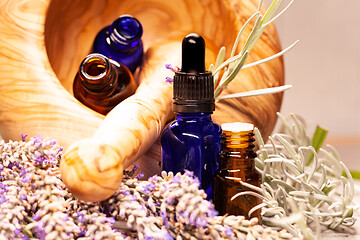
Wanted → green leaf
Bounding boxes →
[213,47,226,88]
[345,170,360,179]
[214,52,248,98]
[242,40,299,70]
[216,85,292,101]
[306,126,328,166]
[212,52,244,76]
[262,0,284,25]
[263,0,296,28]
[230,11,260,58]
[240,15,262,55]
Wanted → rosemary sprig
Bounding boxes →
[212,0,298,100]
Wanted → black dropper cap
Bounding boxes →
[173,33,215,113]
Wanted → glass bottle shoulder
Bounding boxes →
[163,117,221,139]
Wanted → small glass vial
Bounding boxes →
[92,15,144,73]
[73,53,137,115]
[161,33,221,200]
[214,122,262,220]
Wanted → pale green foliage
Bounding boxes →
[251,113,356,239]
[212,0,297,100]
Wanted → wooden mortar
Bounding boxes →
[0,0,283,199]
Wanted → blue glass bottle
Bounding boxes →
[161,33,221,200]
[92,15,143,73]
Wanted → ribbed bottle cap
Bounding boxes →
[173,33,215,113]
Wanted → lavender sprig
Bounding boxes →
[104,171,302,239]
[0,136,125,240]
[0,136,299,239]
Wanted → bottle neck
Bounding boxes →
[108,15,143,52]
[79,54,118,96]
[219,130,256,169]
[175,112,212,121]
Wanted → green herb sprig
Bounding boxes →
[233,113,356,239]
[211,0,297,100]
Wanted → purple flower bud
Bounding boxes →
[120,188,130,196]
[179,211,189,220]
[0,183,8,194]
[133,163,140,171]
[195,216,207,227]
[165,197,175,205]
[34,156,45,165]
[8,162,20,169]
[148,175,160,182]
[165,77,174,83]
[0,195,7,204]
[105,217,115,225]
[0,163,3,171]
[135,172,145,179]
[76,212,86,223]
[120,232,129,238]
[19,195,27,200]
[20,167,27,177]
[165,64,180,72]
[183,170,194,178]
[63,215,69,222]
[129,195,137,201]
[170,175,181,184]
[20,133,28,141]
[163,232,174,240]
[20,233,29,240]
[32,210,42,221]
[224,226,233,236]
[33,135,43,143]
[142,182,156,195]
[208,208,218,218]
[21,175,31,183]
[160,210,169,229]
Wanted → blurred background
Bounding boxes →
[264,0,360,170]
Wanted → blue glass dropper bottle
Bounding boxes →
[92,15,144,73]
[161,33,222,200]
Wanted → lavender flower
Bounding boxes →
[165,64,180,72]
[165,77,173,83]
[0,137,299,240]
[20,134,28,141]
[165,64,180,83]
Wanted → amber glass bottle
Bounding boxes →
[73,53,137,115]
[214,122,262,220]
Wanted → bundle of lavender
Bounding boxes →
[0,135,297,239]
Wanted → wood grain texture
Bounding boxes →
[0,0,284,185]
[213,0,284,140]
[61,39,185,201]
[0,0,103,148]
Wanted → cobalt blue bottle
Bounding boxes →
[161,33,222,200]
[92,15,143,73]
